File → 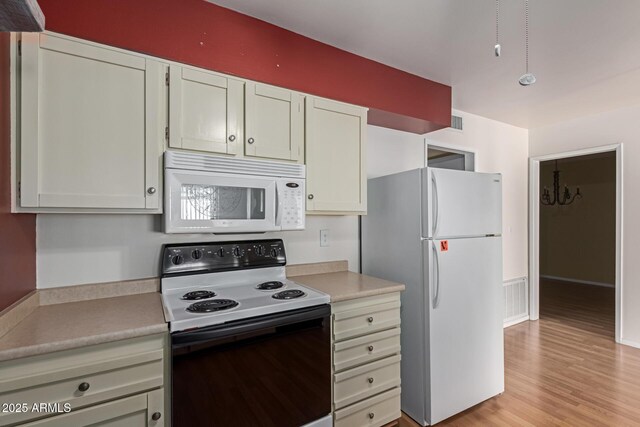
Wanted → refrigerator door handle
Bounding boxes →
[432,240,440,308]
[432,172,439,236]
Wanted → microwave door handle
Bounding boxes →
[275,181,283,227]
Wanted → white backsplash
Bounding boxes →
[36,214,358,288]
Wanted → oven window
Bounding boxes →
[172,313,331,427]
[180,184,266,220]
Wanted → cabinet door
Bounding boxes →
[306,97,367,213]
[169,65,243,155]
[19,33,166,211]
[245,82,304,162]
[23,389,165,426]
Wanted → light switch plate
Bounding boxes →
[320,229,329,247]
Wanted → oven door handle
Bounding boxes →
[172,304,330,348]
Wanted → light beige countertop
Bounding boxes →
[0,292,167,362]
[0,262,402,362]
[290,267,405,303]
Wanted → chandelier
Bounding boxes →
[541,160,582,206]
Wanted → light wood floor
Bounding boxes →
[401,279,640,426]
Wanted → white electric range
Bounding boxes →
[161,239,332,427]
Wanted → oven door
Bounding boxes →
[165,169,278,233]
[171,305,331,427]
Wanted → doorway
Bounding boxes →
[529,144,622,342]
[538,152,616,336]
[427,144,475,171]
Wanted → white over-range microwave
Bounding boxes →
[164,151,305,234]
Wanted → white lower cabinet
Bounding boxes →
[332,293,402,427]
[334,388,401,427]
[0,334,167,427]
[22,390,164,427]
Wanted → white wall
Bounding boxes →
[428,110,530,281]
[367,125,425,178]
[529,103,640,345]
[36,215,359,288]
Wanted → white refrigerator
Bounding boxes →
[362,167,504,426]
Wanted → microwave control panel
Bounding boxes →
[278,179,305,230]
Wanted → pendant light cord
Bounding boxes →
[496,0,500,45]
[525,0,529,73]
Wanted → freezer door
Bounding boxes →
[424,168,502,238]
[425,237,504,425]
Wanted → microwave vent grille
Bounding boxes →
[165,151,305,179]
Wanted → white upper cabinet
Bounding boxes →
[244,82,304,162]
[14,32,369,216]
[19,33,166,212]
[305,96,368,214]
[168,65,243,155]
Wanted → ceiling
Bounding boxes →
[209,0,640,129]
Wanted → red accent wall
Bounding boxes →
[37,0,451,134]
[0,33,36,312]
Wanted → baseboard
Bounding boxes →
[619,338,640,350]
[504,315,529,328]
[540,275,614,288]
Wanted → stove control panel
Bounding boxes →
[161,239,286,276]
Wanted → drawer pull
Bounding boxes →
[77,382,90,392]
[367,377,374,384]
[368,412,375,419]
[152,412,162,421]
[367,316,374,323]
[368,345,374,352]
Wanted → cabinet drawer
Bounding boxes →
[22,390,164,427]
[334,387,401,427]
[333,299,400,341]
[334,355,401,409]
[334,328,401,372]
[0,350,163,426]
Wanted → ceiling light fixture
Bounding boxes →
[541,160,582,206]
[494,0,501,57]
[519,0,536,86]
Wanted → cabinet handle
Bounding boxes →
[368,345,374,352]
[78,382,90,392]
[248,137,255,144]
[147,187,157,195]
[368,412,375,419]
[308,194,314,200]
[228,135,236,142]
[368,377,374,384]
[367,316,374,323]
[152,412,162,421]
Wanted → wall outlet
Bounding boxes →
[320,229,329,247]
